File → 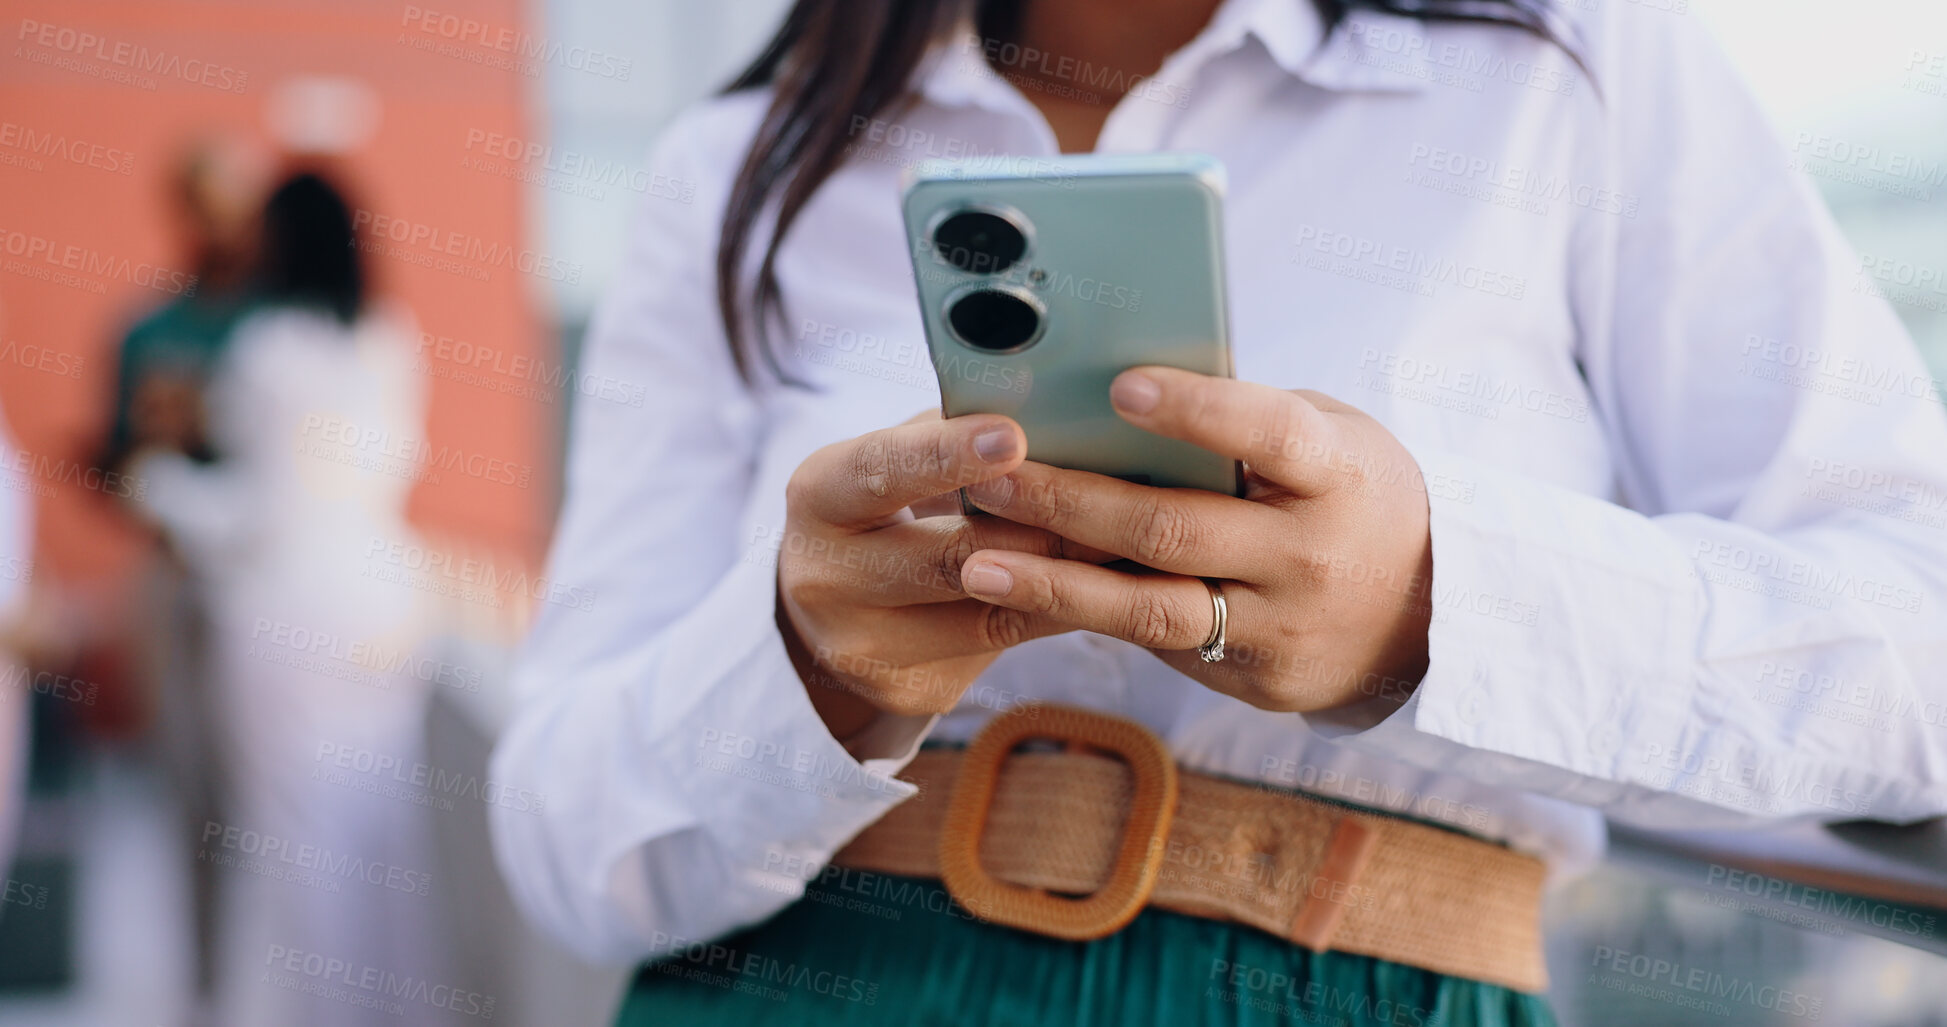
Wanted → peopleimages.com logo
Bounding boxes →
[351,209,582,285]
[399,5,631,80]
[0,227,196,296]
[0,121,134,175]
[14,19,250,93]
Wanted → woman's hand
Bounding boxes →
[956,367,1436,714]
[777,412,1109,742]
[129,373,209,454]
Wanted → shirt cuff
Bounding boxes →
[124,448,194,518]
[645,556,933,887]
[1326,446,1698,797]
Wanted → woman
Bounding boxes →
[0,410,32,880]
[132,173,452,1026]
[491,0,1947,1024]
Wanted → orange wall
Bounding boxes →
[0,0,552,585]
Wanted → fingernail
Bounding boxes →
[1111,371,1161,416]
[973,426,1018,463]
[961,562,1012,597]
[964,476,1013,510]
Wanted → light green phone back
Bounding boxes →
[902,153,1240,495]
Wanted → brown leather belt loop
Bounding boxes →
[831,704,1550,994]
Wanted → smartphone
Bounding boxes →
[901,153,1241,497]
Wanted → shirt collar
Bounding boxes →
[915,0,1429,113]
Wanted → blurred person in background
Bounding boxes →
[103,135,270,471]
[0,407,33,877]
[126,171,453,1027]
[491,0,1947,1024]
[98,134,272,1012]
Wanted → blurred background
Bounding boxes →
[1,0,1944,1025]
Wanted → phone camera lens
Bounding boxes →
[932,210,1027,275]
[947,288,1042,352]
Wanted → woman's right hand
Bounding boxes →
[776,412,1099,742]
[129,374,209,454]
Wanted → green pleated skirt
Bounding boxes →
[616,872,1555,1027]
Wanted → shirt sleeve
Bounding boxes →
[126,344,265,565]
[126,449,251,565]
[1337,7,1947,830]
[0,410,27,872]
[0,414,32,619]
[486,102,928,966]
[123,317,284,567]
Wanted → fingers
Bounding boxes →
[1108,367,1344,496]
[800,599,1075,712]
[794,516,1119,607]
[909,492,962,519]
[962,462,1283,580]
[958,549,1223,652]
[792,414,1026,529]
[875,599,1077,661]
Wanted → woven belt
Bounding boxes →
[833,705,1548,994]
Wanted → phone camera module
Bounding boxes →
[932,210,1028,275]
[946,287,1043,352]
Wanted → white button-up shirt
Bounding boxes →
[489,0,1947,963]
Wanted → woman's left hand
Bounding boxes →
[958,366,1435,714]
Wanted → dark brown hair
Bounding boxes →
[716,0,1578,385]
[260,171,366,327]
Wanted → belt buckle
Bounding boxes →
[937,704,1179,940]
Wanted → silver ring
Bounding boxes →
[1198,579,1227,663]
